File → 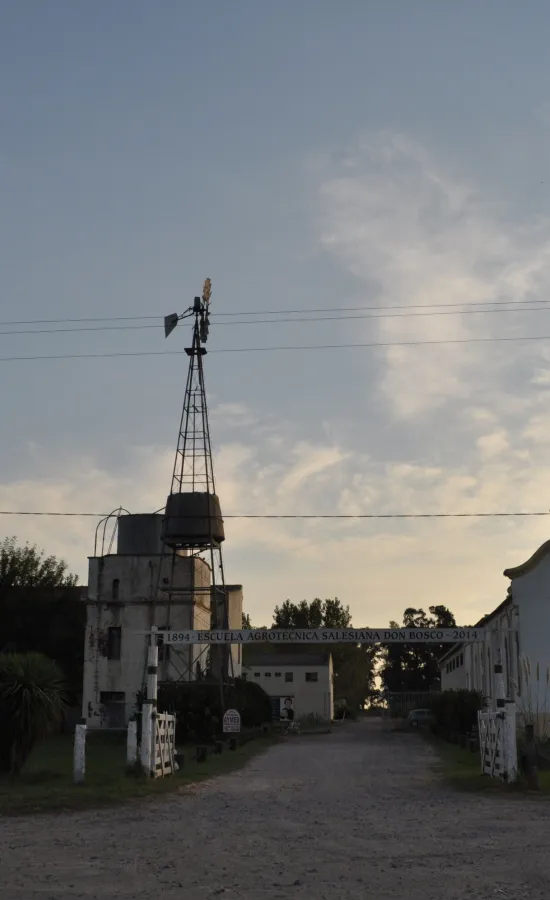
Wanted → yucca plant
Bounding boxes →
[0,652,68,776]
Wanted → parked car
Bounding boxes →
[407,709,435,729]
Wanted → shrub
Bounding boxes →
[0,652,68,775]
[430,689,486,739]
[146,677,272,744]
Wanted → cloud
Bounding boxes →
[5,134,550,632]
[3,398,550,631]
[318,132,550,419]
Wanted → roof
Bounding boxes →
[503,539,550,580]
[242,646,331,668]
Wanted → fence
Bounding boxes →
[478,704,517,782]
[386,691,437,718]
[127,712,177,778]
[153,713,176,778]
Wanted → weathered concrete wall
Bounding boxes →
[82,553,211,728]
[210,584,243,679]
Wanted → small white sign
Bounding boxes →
[223,709,241,734]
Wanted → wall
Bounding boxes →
[82,553,211,728]
[210,585,243,679]
[508,555,550,728]
[440,648,467,691]
[243,660,333,721]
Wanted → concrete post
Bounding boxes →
[73,721,87,784]
[127,720,138,766]
[141,627,159,777]
[494,663,505,709]
[140,704,152,775]
[504,702,517,783]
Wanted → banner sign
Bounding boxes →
[163,627,484,645]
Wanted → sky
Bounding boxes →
[3,1,550,628]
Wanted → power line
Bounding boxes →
[0,510,548,519]
[2,333,550,362]
[1,296,550,327]
[3,304,550,337]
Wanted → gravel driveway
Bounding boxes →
[1,720,550,900]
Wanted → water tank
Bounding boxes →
[162,492,225,548]
[117,514,164,555]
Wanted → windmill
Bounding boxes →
[154,279,232,688]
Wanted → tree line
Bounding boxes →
[242,598,456,710]
[0,536,456,717]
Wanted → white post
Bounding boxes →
[141,627,159,777]
[127,720,138,766]
[504,702,518,783]
[140,704,152,774]
[73,721,87,784]
[494,662,506,708]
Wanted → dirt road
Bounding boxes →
[1,720,550,899]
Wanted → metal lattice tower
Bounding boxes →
[170,296,215,496]
[148,280,232,693]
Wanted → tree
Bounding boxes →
[242,613,253,629]
[380,605,456,693]
[273,597,351,630]
[0,537,78,590]
[0,538,83,697]
[0,652,68,775]
[272,598,376,712]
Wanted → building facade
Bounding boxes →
[439,539,550,729]
[242,647,334,722]
[82,513,242,728]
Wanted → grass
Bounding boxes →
[0,730,276,816]
[426,732,550,795]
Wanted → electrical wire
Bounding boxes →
[2,333,550,361]
[3,304,550,337]
[2,295,550,327]
[0,510,548,519]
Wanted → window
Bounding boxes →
[107,626,121,660]
[111,578,120,600]
[275,672,281,678]
[285,672,294,683]
[305,672,318,682]
[264,672,272,678]
[460,654,464,666]
[254,672,260,678]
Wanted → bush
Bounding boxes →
[430,689,485,739]
[146,677,272,744]
[0,652,68,775]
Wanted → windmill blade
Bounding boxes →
[202,278,212,306]
[164,313,179,338]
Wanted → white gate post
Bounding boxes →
[504,702,518,783]
[127,720,138,766]
[494,662,505,708]
[140,627,159,777]
[73,720,87,784]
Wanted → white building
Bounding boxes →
[242,647,334,722]
[439,538,550,729]
[82,514,242,728]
